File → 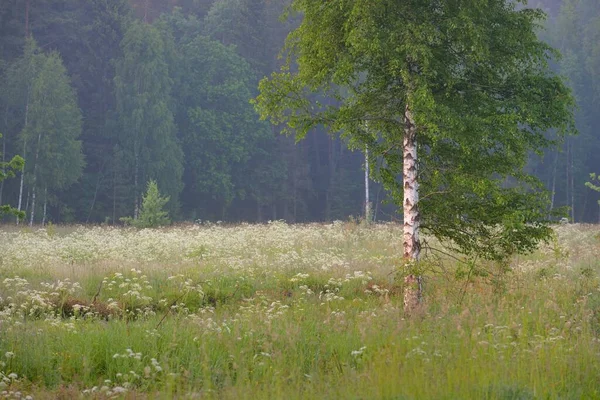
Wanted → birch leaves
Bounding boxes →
[255,0,575,264]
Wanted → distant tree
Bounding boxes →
[121,180,170,228]
[1,38,44,223]
[255,0,575,312]
[529,0,600,223]
[22,49,84,226]
[0,132,24,219]
[3,38,83,225]
[114,20,183,219]
[176,35,271,218]
[59,0,133,223]
[203,0,267,69]
[157,11,272,220]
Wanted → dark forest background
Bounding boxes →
[0,0,598,224]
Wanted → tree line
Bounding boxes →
[0,0,598,225]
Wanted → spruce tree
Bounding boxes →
[122,180,171,228]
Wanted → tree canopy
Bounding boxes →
[255,0,575,261]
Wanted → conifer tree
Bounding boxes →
[121,180,171,228]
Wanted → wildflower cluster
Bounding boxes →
[103,270,154,318]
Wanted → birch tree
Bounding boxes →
[114,20,183,218]
[22,50,83,225]
[254,0,575,313]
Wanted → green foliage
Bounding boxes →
[1,38,83,224]
[24,49,84,190]
[121,180,171,228]
[159,11,272,218]
[255,0,576,261]
[115,20,184,215]
[0,132,24,218]
[585,172,600,206]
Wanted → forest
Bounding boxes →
[0,0,598,225]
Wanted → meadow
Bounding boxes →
[0,221,599,399]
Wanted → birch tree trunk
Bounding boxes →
[29,185,36,226]
[25,189,30,216]
[549,150,558,215]
[29,132,42,227]
[569,141,575,222]
[112,169,117,225]
[565,140,571,222]
[133,152,139,219]
[42,186,47,226]
[17,100,29,224]
[365,145,371,223]
[0,114,6,206]
[403,104,421,314]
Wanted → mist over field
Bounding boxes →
[1,0,600,398]
[0,0,599,225]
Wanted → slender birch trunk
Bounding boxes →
[112,169,117,225]
[565,140,571,222]
[17,100,29,224]
[25,189,30,215]
[403,104,421,314]
[29,185,36,226]
[0,112,6,206]
[86,165,104,223]
[133,152,139,219]
[292,146,298,222]
[29,131,42,227]
[365,145,371,223]
[549,149,558,215]
[569,141,575,222]
[325,136,333,221]
[41,186,47,226]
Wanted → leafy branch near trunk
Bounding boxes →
[254,0,576,311]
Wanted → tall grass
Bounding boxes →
[0,222,599,399]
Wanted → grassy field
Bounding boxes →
[0,221,599,399]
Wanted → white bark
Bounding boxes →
[549,150,558,215]
[363,122,372,224]
[0,105,8,206]
[365,145,371,223]
[570,141,575,222]
[29,131,42,227]
[29,184,36,227]
[403,104,421,314]
[41,186,47,226]
[565,140,571,222]
[16,101,29,224]
[134,152,139,219]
